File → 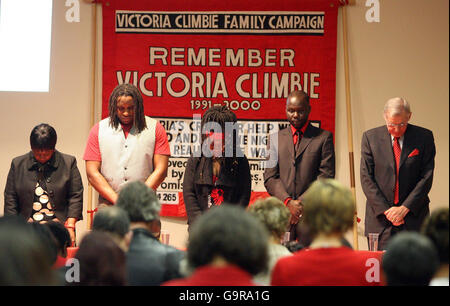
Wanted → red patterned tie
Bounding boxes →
[393,137,401,204]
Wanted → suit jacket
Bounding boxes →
[360,124,435,236]
[183,155,251,228]
[126,228,185,286]
[264,123,336,202]
[4,151,83,222]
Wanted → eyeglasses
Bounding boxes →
[386,122,407,128]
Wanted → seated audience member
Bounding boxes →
[0,216,58,285]
[284,240,304,253]
[163,205,268,286]
[152,218,162,240]
[45,221,71,260]
[296,218,353,250]
[421,208,449,286]
[92,206,132,252]
[247,197,292,285]
[29,222,59,268]
[71,231,126,286]
[271,179,382,286]
[4,123,83,245]
[44,221,72,283]
[116,181,185,286]
[382,232,439,286]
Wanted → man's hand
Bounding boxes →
[287,199,303,224]
[289,215,300,225]
[384,205,409,226]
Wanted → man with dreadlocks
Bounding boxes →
[183,105,252,230]
[83,83,170,206]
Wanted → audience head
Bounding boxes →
[29,123,57,164]
[29,221,58,265]
[116,181,161,234]
[421,208,449,265]
[247,197,290,242]
[108,83,146,133]
[74,231,126,286]
[45,221,71,257]
[93,206,132,251]
[302,179,355,239]
[0,216,57,285]
[187,205,268,276]
[382,232,439,286]
[284,240,304,253]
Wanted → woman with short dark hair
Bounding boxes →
[4,123,83,245]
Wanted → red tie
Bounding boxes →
[393,137,401,204]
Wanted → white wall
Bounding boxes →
[0,0,448,250]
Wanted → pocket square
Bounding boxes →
[408,149,419,158]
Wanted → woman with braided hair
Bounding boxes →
[183,105,251,231]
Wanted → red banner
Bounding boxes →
[102,0,340,217]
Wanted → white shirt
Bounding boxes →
[390,135,404,149]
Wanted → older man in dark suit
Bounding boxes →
[360,97,435,250]
[264,90,335,242]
